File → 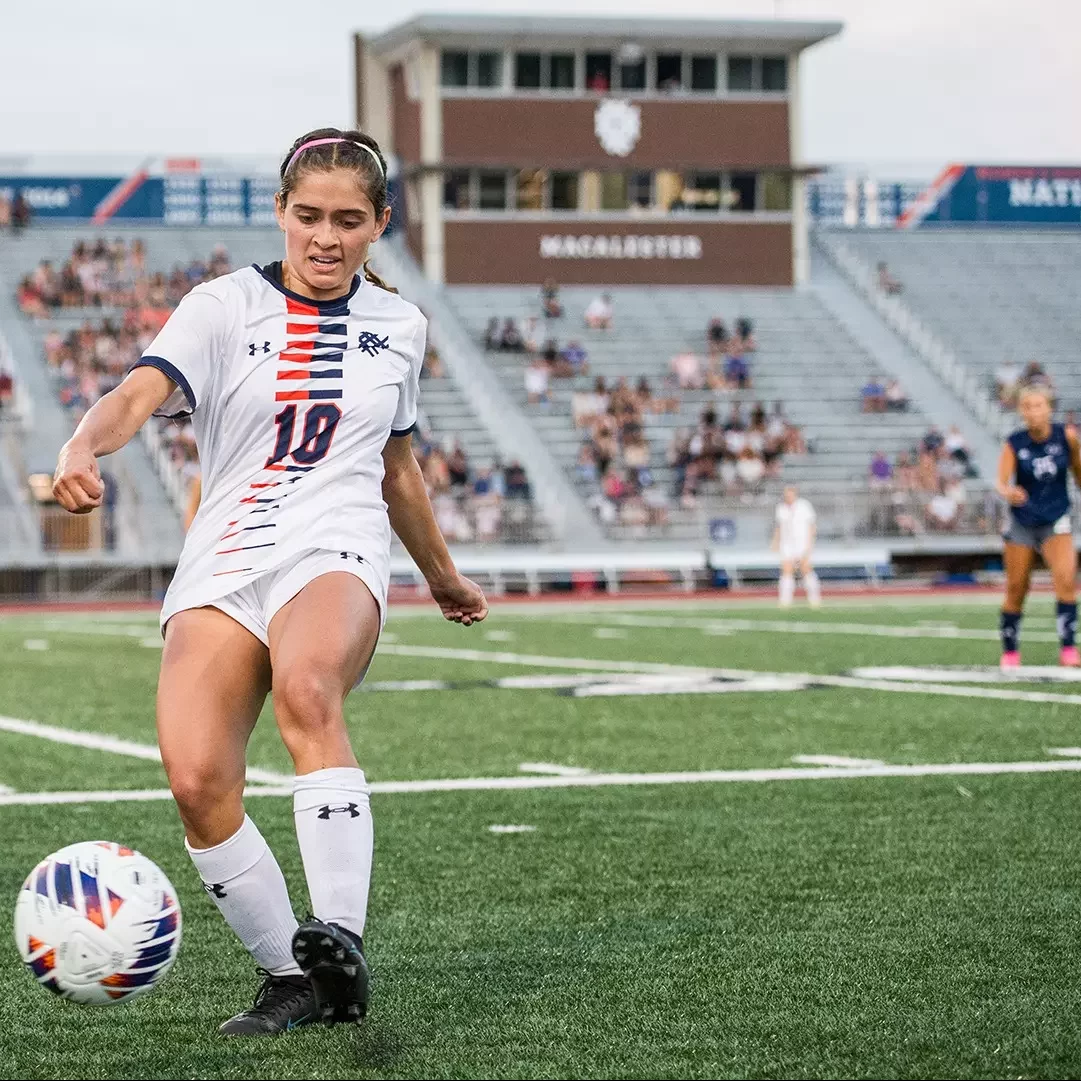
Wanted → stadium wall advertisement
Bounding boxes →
[900,165,1081,228]
[0,173,402,229]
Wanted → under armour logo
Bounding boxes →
[317,803,360,819]
[340,551,365,564]
[249,341,271,356]
[357,331,389,357]
[203,882,227,898]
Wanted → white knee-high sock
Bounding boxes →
[805,571,822,606]
[293,767,373,940]
[779,574,795,606]
[185,815,301,975]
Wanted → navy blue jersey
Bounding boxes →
[1008,423,1072,527]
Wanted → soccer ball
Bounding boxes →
[13,841,181,1005]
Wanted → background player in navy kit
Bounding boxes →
[995,382,1081,668]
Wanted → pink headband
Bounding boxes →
[284,137,384,178]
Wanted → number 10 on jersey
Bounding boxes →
[266,404,342,466]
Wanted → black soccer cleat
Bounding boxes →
[291,918,370,1025]
[218,969,318,1037]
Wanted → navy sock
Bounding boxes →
[1056,601,1077,648]
[1000,611,1021,654]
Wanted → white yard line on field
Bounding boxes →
[541,612,1062,643]
[0,715,292,787]
[518,762,592,777]
[4,757,1081,806]
[791,755,886,768]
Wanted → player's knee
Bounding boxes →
[272,666,340,739]
[165,760,237,823]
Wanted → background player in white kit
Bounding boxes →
[51,128,487,1035]
[771,485,822,608]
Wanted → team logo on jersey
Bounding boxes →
[357,331,389,357]
[248,341,271,356]
[1033,454,1058,479]
[340,551,366,564]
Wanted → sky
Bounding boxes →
[1,0,1077,175]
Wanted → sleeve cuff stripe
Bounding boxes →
[133,356,197,413]
[390,422,417,437]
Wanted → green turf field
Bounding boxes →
[2,596,1081,1080]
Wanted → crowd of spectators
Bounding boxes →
[860,374,909,413]
[866,424,982,534]
[19,237,534,543]
[0,191,32,233]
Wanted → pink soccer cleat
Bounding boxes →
[1060,646,1081,667]
[1000,650,1021,669]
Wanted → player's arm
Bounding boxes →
[1066,426,1081,489]
[381,434,488,625]
[53,366,175,514]
[996,443,1027,506]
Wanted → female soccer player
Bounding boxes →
[52,128,488,1035]
[996,381,1081,668]
[771,485,821,608]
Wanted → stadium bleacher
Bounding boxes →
[837,230,1081,409]
[450,283,956,540]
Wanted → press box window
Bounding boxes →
[727,56,755,91]
[515,53,542,89]
[443,171,471,210]
[586,53,613,91]
[655,54,683,91]
[728,173,758,212]
[441,51,470,88]
[548,53,576,89]
[762,56,788,91]
[478,172,508,211]
[550,172,579,210]
[618,57,646,91]
[690,55,717,92]
[762,173,793,212]
[516,170,546,211]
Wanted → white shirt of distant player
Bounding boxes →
[134,265,425,626]
[775,497,816,559]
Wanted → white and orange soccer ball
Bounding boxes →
[13,841,181,1005]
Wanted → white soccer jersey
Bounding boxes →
[134,263,425,626]
[775,497,816,557]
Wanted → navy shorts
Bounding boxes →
[1003,514,1071,549]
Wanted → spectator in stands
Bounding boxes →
[894,451,918,490]
[736,447,765,494]
[524,354,550,406]
[885,378,909,412]
[587,69,610,92]
[483,316,500,350]
[861,375,887,413]
[472,467,502,542]
[584,293,613,330]
[670,349,703,390]
[869,450,893,487]
[921,426,945,456]
[421,343,444,379]
[557,340,589,377]
[446,441,469,490]
[11,192,30,232]
[572,377,608,428]
[917,446,939,492]
[577,442,600,484]
[707,318,728,357]
[622,424,652,486]
[733,318,757,353]
[945,425,974,476]
[0,368,13,415]
[995,358,1021,407]
[499,318,524,352]
[876,261,902,295]
[926,481,959,532]
[504,460,531,500]
[522,316,542,357]
[16,276,47,318]
[541,279,563,319]
[0,192,10,230]
[724,341,751,390]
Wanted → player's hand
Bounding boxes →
[1004,486,1028,507]
[430,573,488,626]
[53,443,104,514]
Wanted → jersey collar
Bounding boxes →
[254,261,363,313]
